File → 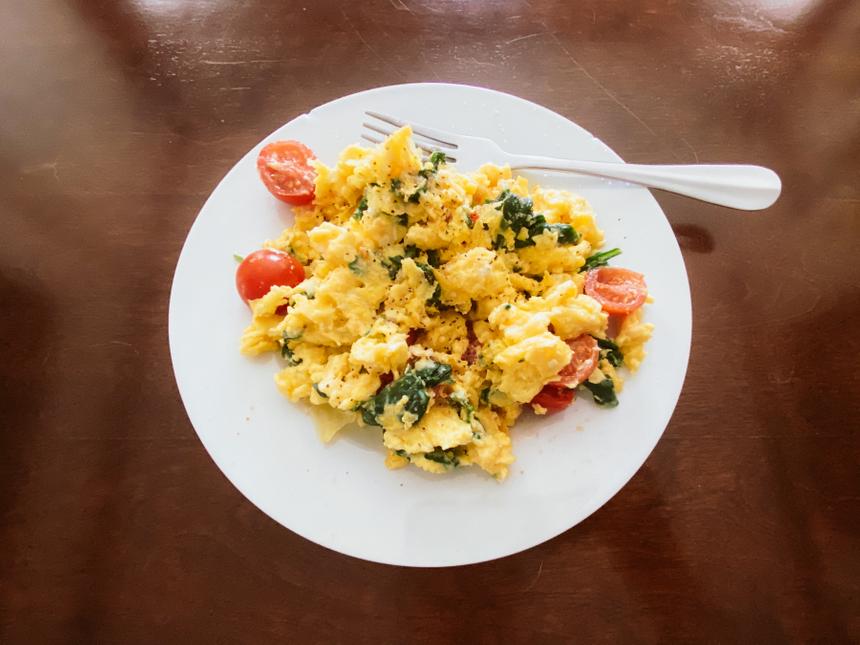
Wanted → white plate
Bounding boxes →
[169,83,691,567]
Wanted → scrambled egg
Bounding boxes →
[241,127,653,480]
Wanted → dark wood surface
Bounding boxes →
[2,0,858,641]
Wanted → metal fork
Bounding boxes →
[361,111,781,211]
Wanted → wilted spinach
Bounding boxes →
[580,378,619,407]
[281,331,302,366]
[492,190,579,249]
[449,391,474,423]
[353,196,368,220]
[423,447,459,467]
[595,337,624,367]
[358,361,452,427]
[581,248,622,272]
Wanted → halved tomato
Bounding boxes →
[584,267,647,315]
[257,141,316,205]
[235,249,305,304]
[551,334,599,387]
[530,384,575,412]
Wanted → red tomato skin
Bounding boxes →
[257,141,316,205]
[236,249,305,304]
[584,267,648,315]
[550,335,599,387]
[530,384,575,412]
[606,314,626,339]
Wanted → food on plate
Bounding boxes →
[257,140,316,205]
[239,127,653,479]
[235,249,305,304]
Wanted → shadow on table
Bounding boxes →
[0,265,54,583]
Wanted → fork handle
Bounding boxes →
[508,156,781,211]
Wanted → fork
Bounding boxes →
[361,111,781,211]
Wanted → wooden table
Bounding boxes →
[2,0,858,641]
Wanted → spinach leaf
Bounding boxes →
[348,257,363,275]
[353,196,368,220]
[394,449,409,458]
[359,361,452,426]
[581,248,622,272]
[596,337,624,367]
[580,378,619,407]
[424,447,459,467]
[426,249,441,267]
[281,332,302,367]
[415,261,444,309]
[359,372,430,426]
[492,190,579,248]
[546,223,579,244]
[495,190,534,232]
[390,178,402,193]
[396,212,409,226]
[411,360,452,387]
[479,386,491,405]
[382,255,404,280]
[418,151,447,180]
[449,391,474,422]
[428,151,447,169]
[404,245,420,258]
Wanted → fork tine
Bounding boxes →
[363,121,442,154]
[365,111,459,150]
[361,133,383,145]
[362,122,457,160]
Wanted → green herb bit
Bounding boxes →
[312,383,328,398]
[428,151,447,168]
[581,248,622,272]
[449,391,474,422]
[281,345,301,366]
[545,223,579,244]
[595,337,624,367]
[233,253,244,263]
[353,196,368,220]
[383,255,404,280]
[580,378,619,407]
[415,261,444,308]
[348,257,363,275]
[410,360,452,387]
[281,331,303,365]
[424,447,459,467]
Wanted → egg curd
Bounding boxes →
[240,127,652,480]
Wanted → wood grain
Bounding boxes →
[1,0,858,641]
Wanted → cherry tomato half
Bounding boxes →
[236,249,305,304]
[530,384,576,412]
[550,334,599,387]
[257,141,316,205]
[584,267,647,315]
